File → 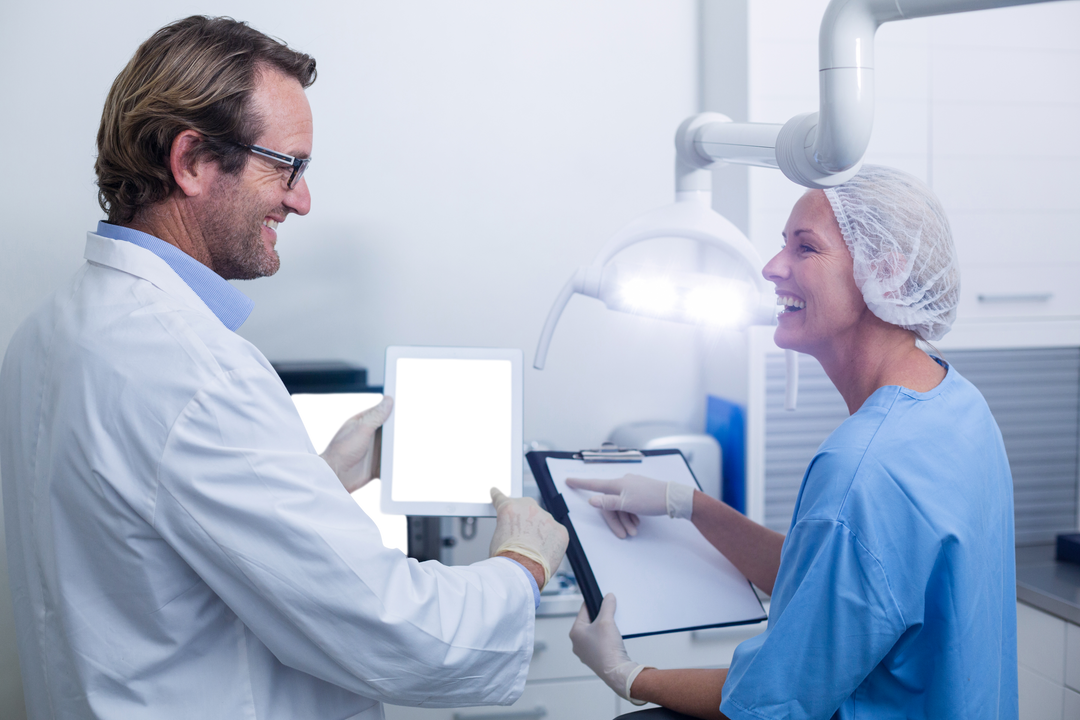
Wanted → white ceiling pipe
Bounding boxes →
[682,0,1063,189]
[694,122,783,170]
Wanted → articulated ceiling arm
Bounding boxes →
[680,0,1059,188]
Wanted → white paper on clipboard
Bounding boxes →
[548,453,766,638]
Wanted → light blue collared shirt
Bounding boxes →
[94,222,540,608]
[497,558,541,609]
[95,222,254,331]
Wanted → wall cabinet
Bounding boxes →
[956,265,1080,323]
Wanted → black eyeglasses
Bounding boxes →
[239,143,311,189]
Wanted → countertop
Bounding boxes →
[1016,543,1080,625]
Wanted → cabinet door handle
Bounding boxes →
[531,641,548,654]
[452,708,547,720]
[977,293,1053,304]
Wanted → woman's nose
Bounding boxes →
[762,250,789,282]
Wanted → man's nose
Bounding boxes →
[286,176,311,216]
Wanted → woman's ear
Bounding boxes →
[869,251,908,279]
[169,130,212,198]
[870,251,909,298]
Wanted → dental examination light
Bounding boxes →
[533,113,795,405]
[535,0,1060,411]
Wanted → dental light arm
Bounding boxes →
[534,273,581,373]
[679,0,1058,188]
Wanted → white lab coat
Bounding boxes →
[0,233,535,720]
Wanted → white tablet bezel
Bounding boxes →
[380,346,523,517]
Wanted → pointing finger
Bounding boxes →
[488,481,507,509]
[565,477,622,493]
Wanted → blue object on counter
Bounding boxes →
[1056,533,1080,565]
[706,395,746,514]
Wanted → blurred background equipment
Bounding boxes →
[275,361,409,555]
[606,422,722,501]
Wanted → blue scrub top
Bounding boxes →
[721,361,1018,720]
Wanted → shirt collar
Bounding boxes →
[95,221,254,331]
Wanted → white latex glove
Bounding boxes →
[564,474,694,539]
[569,594,648,704]
[489,488,569,589]
[319,396,394,493]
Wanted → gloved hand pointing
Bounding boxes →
[489,488,568,590]
[320,396,394,493]
[569,594,648,704]
[565,474,694,539]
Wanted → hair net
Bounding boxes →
[823,165,959,341]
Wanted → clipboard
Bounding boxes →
[528,448,767,638]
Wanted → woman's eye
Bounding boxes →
[799,244,815,254]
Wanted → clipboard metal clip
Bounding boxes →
[574,442,644,463]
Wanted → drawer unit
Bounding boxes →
[617,617,768,716]
[955,264,1080,321]
[1018,599,1066,685]
[1017,600,1080,720]
[624,619,767,670]
[384,677,615,720]
[1068,621,1080,693]
[528,614,593,681]
[383,610,768,719]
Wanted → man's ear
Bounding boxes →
[169,130,213,198]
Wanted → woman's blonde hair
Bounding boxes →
[95,16,316,224]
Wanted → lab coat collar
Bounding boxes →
[84,231,254,331]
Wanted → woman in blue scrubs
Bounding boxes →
[567,165,1017,720]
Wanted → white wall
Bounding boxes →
[0,0,707,449]
[0,2,705,717]
[238,2,712,448]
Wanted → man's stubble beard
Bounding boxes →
[202,172,282,281]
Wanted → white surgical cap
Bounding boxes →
[823,165,959,342]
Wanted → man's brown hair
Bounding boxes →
[95,16,316,225]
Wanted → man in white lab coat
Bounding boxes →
[0,16,567,720]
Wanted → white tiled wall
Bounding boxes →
[744,0,1080,304]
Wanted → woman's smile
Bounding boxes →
[777,295,806,313]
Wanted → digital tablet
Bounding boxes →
[380,346,523,516]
